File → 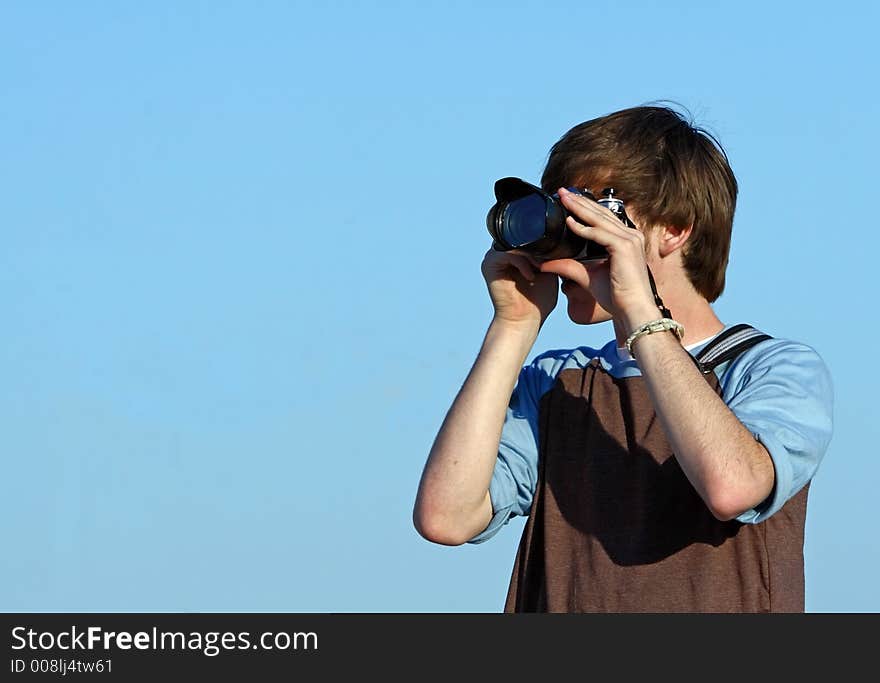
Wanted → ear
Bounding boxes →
[656,223,693,258]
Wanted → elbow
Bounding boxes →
[704,496,745,523]
[412,500,472,546]
[701,450,776,523]
[703,480,773,523]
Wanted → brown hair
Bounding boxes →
[540,104,738,302]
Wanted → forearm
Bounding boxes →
[414,318,539,544]
[630,330,775,521]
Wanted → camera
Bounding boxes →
[486,177,635,262]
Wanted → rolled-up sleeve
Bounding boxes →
[722,340,834,524]
[467,350,565,544]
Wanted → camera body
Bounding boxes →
[486,177,634,262]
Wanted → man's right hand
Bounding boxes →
[413,247,558,547]
[481,248,559,329]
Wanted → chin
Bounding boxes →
[564,294,613,325]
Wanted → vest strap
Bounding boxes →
[694,323,773,373]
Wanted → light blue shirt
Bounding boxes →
[468,324,834,544]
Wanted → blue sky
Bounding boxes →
[2,1,877,612]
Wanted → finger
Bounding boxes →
[500,252,538,281]
[507,249,543,270]
[562,194,632,236]
[538,258,590,288]
[564,215,641,252]
[558,188,635,238]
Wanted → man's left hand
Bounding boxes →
[538,187,661,334]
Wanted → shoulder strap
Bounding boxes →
[694,323,773,373]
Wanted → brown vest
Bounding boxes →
[504,331,809,613]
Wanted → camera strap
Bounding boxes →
[646,266,673,319]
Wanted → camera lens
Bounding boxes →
[501,194,548,247]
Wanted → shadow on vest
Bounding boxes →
[538,370,742,567]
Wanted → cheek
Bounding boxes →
[641,227,660,259]
[627,214,659,257]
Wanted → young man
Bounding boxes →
[412,105,834,612]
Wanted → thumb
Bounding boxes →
[539,259,591,288]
